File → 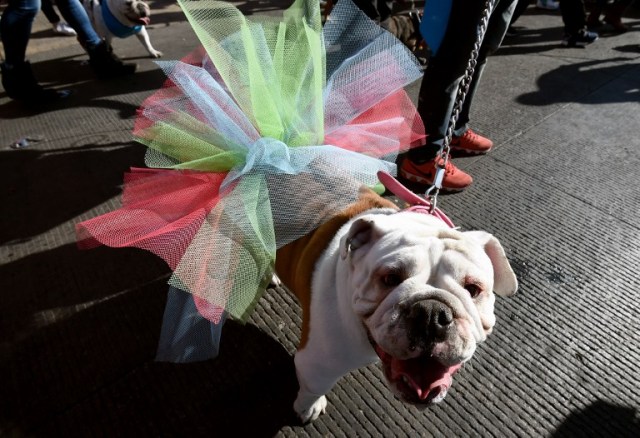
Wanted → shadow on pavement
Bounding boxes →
[517,59,639,105]
[613,43,640,53]
[0,241,299,436]
[0,141,147,245]
[499,17,639,57]
[500,24,564,56]
[551,400,640,438]
[0,56,167,120]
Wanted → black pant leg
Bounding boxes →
[559,0,587,34]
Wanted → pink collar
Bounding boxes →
[377,171,455,229]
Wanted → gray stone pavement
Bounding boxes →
[1,1,639,436]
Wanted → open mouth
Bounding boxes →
[125,13,151,26]
[374,345,461,405]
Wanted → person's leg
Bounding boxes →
[559,0,587,35]
[53,0,137,77]
[42,0,77,36]
[509,0,532,27]
[52,0,101,48]
[455,0,517,136]
[401,0,515,190]
[401,0,489,191]
[410,0,489,159]
[559,0,597,46]
[1,0,41,66]
[604,0,634,32]
[587,0,607,27]
[1,0,69,102]
[40,0,61,24]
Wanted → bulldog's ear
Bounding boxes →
[340,218,376,260]
[465,231,518,297]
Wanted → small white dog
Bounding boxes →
[275,189,518,422]
[83,0,163,58]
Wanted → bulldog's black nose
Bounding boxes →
[408,300,453,345]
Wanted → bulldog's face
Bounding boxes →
[120,0,152,26]
[340,212,517,406]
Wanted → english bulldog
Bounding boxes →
[275,188,518,423]
[83,0,163,58]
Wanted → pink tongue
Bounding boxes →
[137,17,150,25]
[390,356,461,400]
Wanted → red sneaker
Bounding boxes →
[451,129,493,154]
[400,157,472,192]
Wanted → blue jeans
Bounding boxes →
[409,0,517,161]
[1,0,102,65]
[0,0,40,65]
[54,0,102,48]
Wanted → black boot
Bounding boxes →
[88,42,137,79]
[1,61,69,103]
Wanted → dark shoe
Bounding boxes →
[1,61,69,103]
[561,29,598,47]
[400,156,472,192]
[88,42,137,79]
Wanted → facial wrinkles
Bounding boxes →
[377,235,435,294]
[351,235,423,316]
[366,237,445,325]
[350,240,399,316]
[366,281,417,334]
[350,259,376,317]
[436,249,489,341]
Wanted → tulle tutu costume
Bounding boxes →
[76,0,426,361]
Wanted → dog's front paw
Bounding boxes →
[149,50,163,58]
[294,395,327,423]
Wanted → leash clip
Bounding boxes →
[377,170,455,228]
[424,165,445,213]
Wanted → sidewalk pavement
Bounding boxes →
[1,1,639,436]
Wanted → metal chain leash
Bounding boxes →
[426,0,497,212]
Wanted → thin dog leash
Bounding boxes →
[424,0,497,213]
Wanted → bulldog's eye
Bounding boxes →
[464,283,482,298]
[381,273,402,287]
